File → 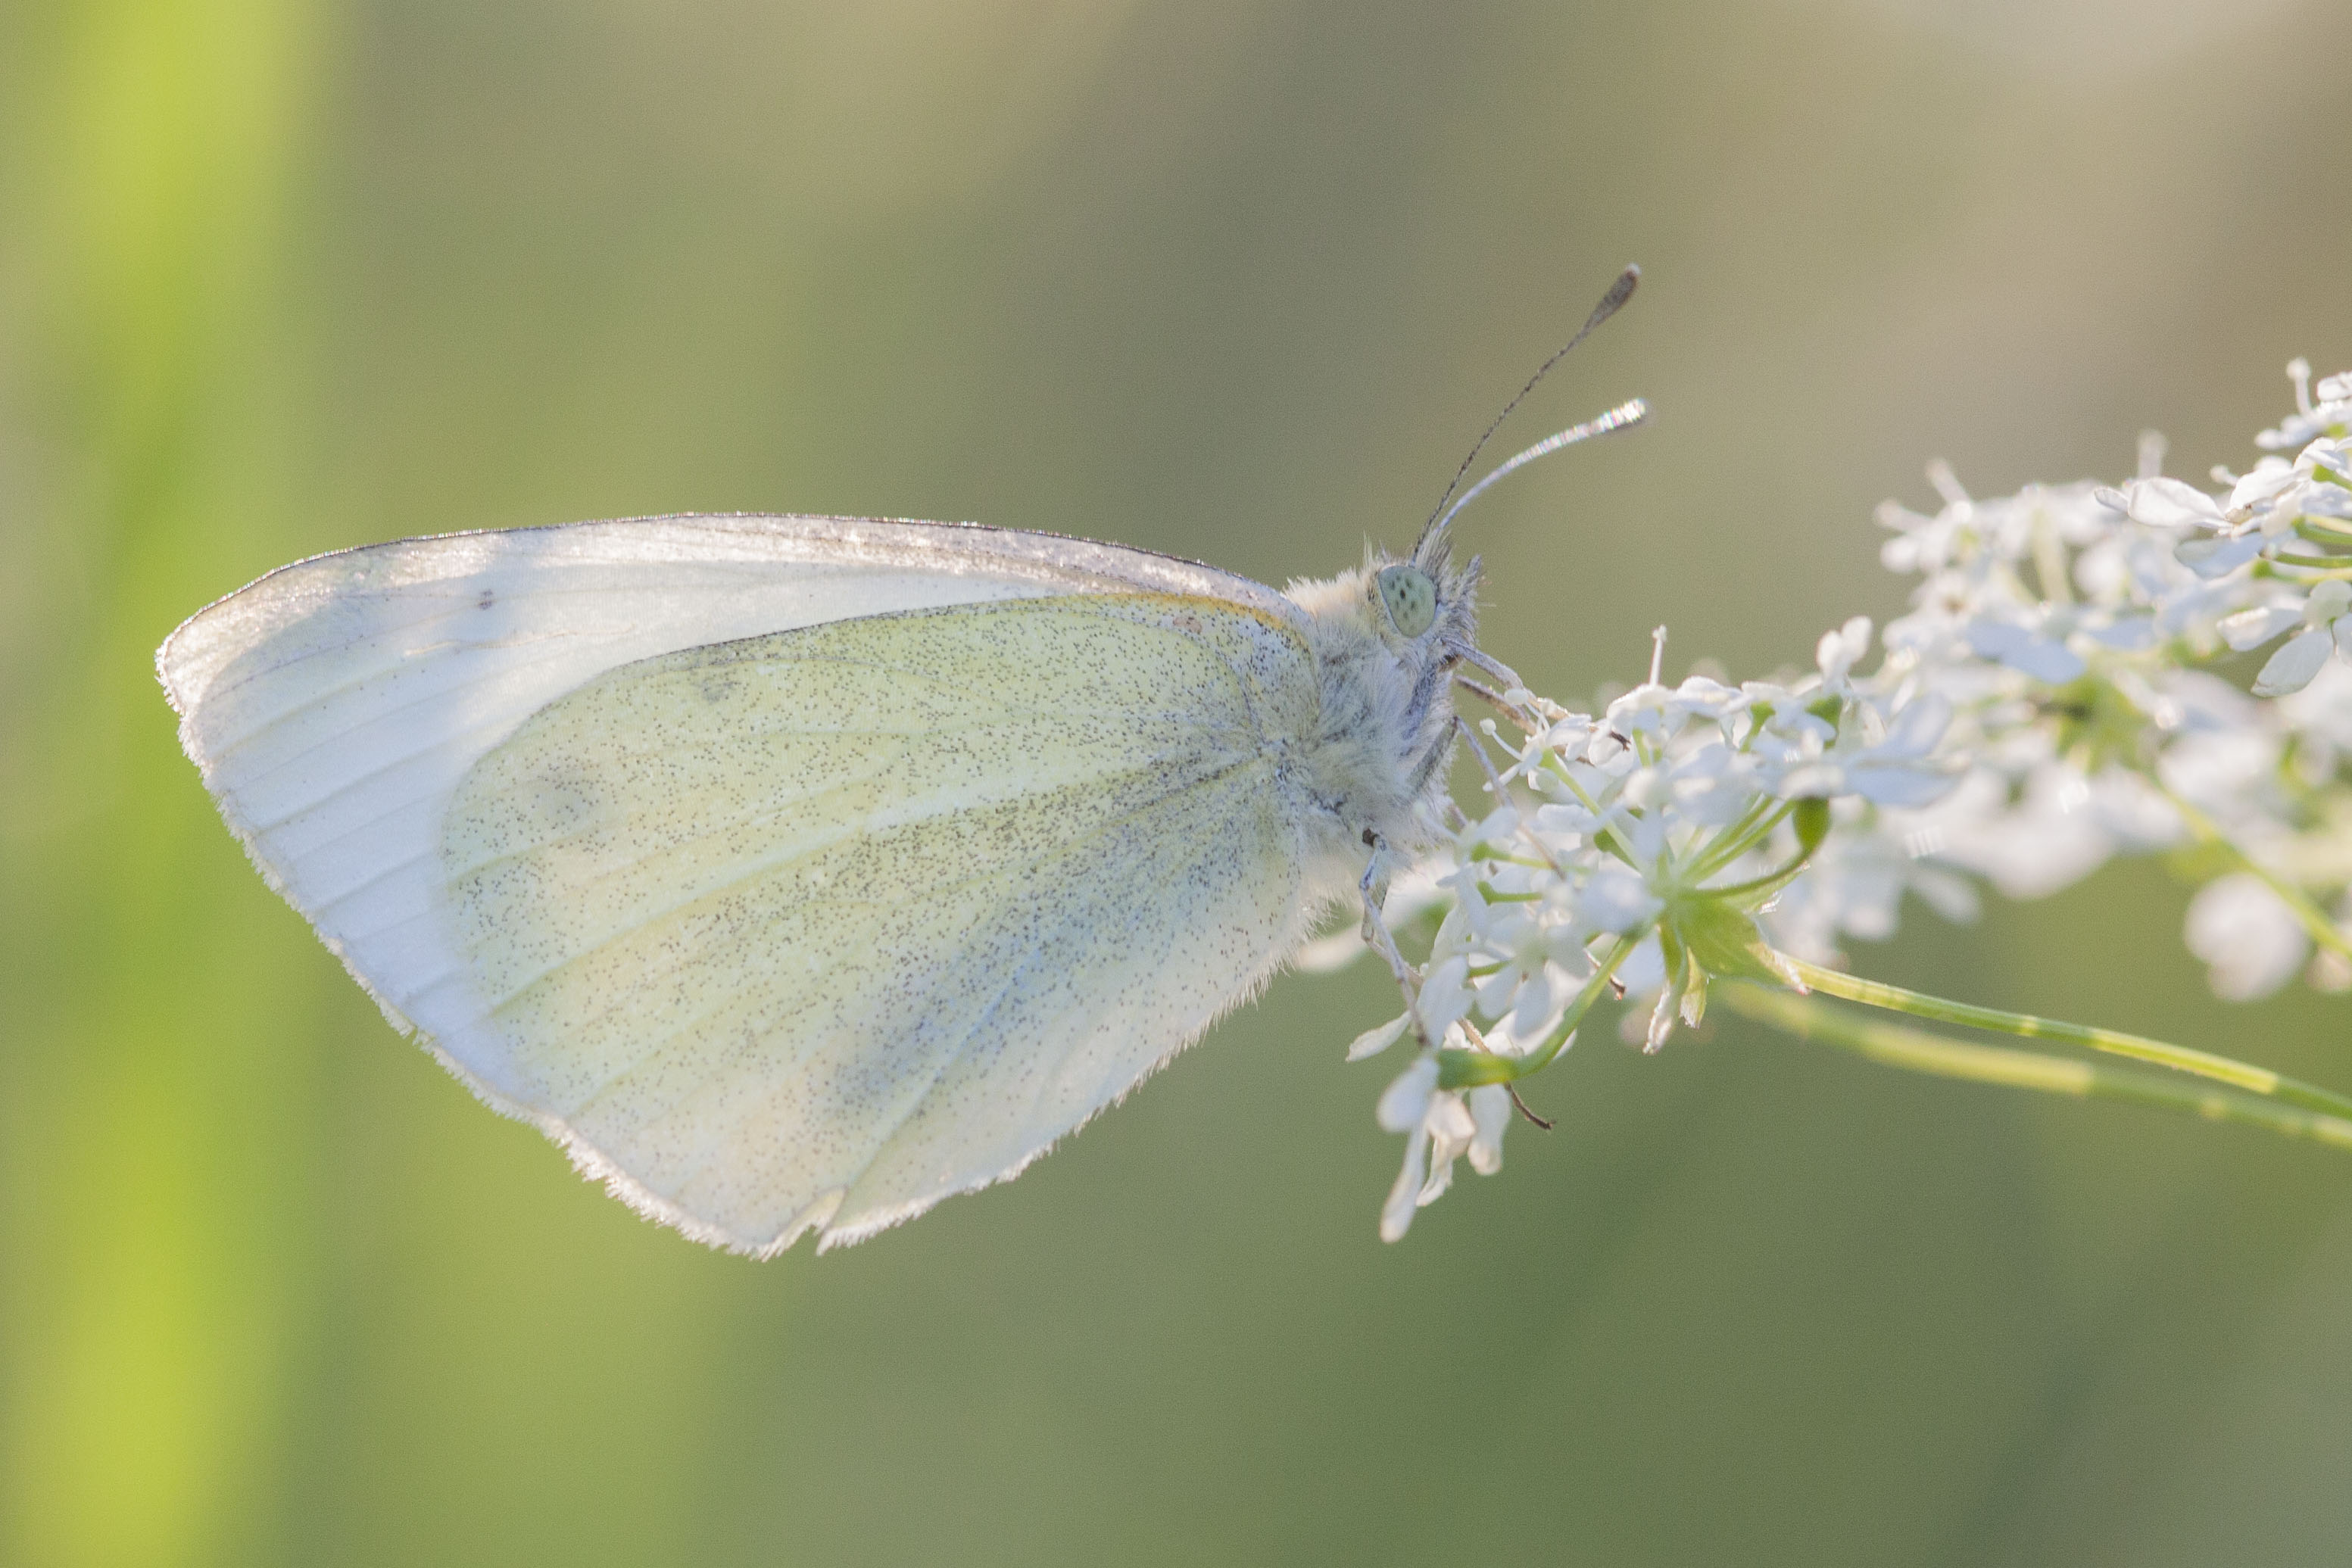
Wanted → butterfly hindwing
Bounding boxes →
[441,594,1322,1251]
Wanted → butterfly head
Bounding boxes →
[1365,530,1481,660]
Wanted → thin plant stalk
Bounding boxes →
[1720,984,2352,1152]
[1774,953,2352,1121]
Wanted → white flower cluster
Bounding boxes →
[1348,360,2352,1240]
[1864,360,2352,996]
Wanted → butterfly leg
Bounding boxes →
[1358,831,1433,1048]
[1452,715,1563,874]
[1443,640,1522,693]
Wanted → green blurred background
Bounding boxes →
[5,2,2350,1563]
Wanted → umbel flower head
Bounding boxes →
[1332,358,2352,1239]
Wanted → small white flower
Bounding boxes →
[1415,952,1475,1041]
[1374,1054,1440,1136]
[1666,740,1767,825]
[1374,1055,1511,1241]
[1668,675,1751,725]
[1375,1057,1441,1241]
[2279,659,2352,764]
[1578,862,1663,935]
[1903,762,2179,901]
[1605,682,1677,738]
[1964,614,2086,684]
[2218,597,2310,653]
[2257,359,2352,451]
[2249,581,2352,697]
[1816,616,1873,685]
[2185,874,2309,1001]
[1764,812,1980,964]
[1531,798,1602,838]
[1774,692,1960,808]
[2107,476,2229,532]
[1337,359,2352,1233]
[2174,531,2269,579]
[2226,459,2309,535]
[2254,629,2342,698]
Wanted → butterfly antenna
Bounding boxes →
[1418,264,1640,553]
[1426,397,1648,540]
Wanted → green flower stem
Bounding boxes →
[1718,984,2352,1152]
[2294,518,2352,548]
[2266,546,2352,572]
[1468,846,1554,871]
[2161,790,2352,965]
[1688,799,1795,881]
[1537,752,1645,868]
[1437,932,1639,1089]
[1701,859,1809,905]
[1775,954,2352,1121]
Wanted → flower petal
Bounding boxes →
[2184,874,2309,1001]
[2253,628,2334,697]
[1468,1085,1511,1176]
[2119,476,2228,530]
[2217,603,2306,651]
[2174,532,2266,578]
[1847,762,1961,808]
[1345,1012,1412,1062]
[1878,692,1954,757]
[1816,617,1873,682]
[1414,954,1474,1039]
[1427,1090,1477,1148]
[1964,619,2085,683]
[1380,1130,1430,1242]
[1375,1055,1439,1133]
[1578,864,1662,932]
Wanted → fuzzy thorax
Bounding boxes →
[1281,547,1480,883]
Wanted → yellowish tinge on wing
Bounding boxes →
[441,594,1322,1252]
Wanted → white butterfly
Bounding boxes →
[159,513,1485,1252]
[160,272,1639,1255]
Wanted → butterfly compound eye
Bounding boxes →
[1377,564,1438,638]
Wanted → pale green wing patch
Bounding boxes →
[440,594,1321,1253]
